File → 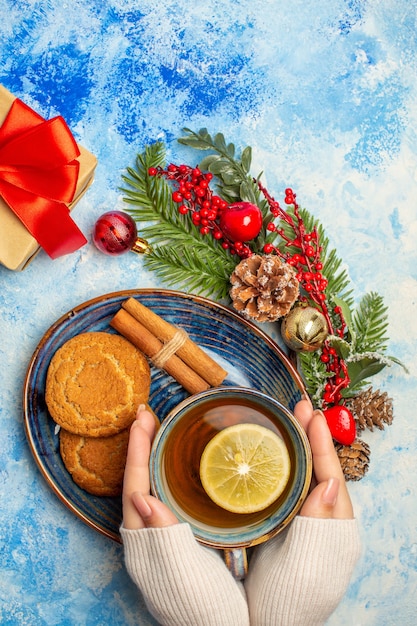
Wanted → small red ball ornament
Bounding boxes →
[93,211,150,256]
[322,405,356,445]
[219,202,262,242]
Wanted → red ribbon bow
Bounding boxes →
[0,98,87,259]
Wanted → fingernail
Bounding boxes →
[133,493,152,519]
[302,393,313,408]
[136,404,146,419]
[322,478,339,506]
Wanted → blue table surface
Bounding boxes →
[1,1,416,624]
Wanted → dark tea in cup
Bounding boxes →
[150,387,312,549]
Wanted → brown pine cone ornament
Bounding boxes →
[230,254,299,322]
[335,439,371,481]
[346,387,393,432]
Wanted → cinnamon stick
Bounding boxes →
[122,297,228,386]
[110,308,210,395]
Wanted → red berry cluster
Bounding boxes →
[320,343,350,405]
[148,164,253,258]
[259,182,350,406]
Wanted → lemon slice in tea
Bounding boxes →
[199,423,291,514]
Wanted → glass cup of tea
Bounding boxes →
[150,387,312,579]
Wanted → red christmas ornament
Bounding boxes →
[219,202,263,242]
[93,211,150,256]
[322,405,356,446]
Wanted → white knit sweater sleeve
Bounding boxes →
[121,517,360,626]
[244,516,361,626]
[120,523,250,626]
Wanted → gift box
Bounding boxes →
[0,85,97,271]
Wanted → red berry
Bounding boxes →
[172,191,182,203]
[148,167,157,176]
[322,405,356,445]
[219,202,263,242]
[263,243,274,254]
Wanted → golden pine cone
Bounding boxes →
[335,439,371,481]
[346,387,393,432]
[230,254,299,322]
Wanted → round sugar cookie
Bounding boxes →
[59,428,129,496]
[45,331,151,437]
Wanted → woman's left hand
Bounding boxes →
[294,399,354,520]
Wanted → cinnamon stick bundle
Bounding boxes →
[110,308,211,395]
[121,297,228,387]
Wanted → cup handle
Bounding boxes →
[223,548,248,580]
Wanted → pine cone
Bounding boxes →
[230,255,299,322]
[346,387,393,432]
[335,439,371,481]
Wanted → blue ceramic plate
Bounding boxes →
[23,289,305,542]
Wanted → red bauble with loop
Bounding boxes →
[93,211,150,256]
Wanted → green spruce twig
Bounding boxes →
[120,141,236,299]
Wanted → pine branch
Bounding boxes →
[352,292,389,353]
[143,244,234,299]
[120,141,238,297]
[298,351,332,408]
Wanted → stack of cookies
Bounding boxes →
[45,331,151,497]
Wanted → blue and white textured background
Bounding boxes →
[1,1,416,624]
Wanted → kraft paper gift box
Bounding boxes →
[0,85,97,271]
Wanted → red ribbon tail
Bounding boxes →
[0,182,87,258]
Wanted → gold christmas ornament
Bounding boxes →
[281,306,328,352]
[230,254,299,323]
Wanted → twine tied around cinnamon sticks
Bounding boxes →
[150,328,188,369]
[110,297,228,394]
